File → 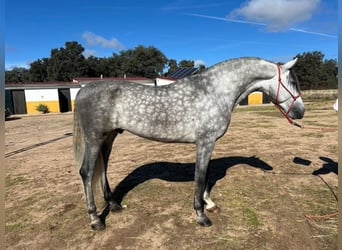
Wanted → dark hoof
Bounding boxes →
[197,217,213,227]
[109,203,122,212]
[206,205,220,213]
[91,221,106,231]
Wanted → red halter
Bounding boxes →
[274,64,302,128]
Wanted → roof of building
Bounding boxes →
[73,76,151,82]
[156,76,178,81]
[168,67,198,79]
[5,77,154,89]
[5,81,79,89]
[73,76,154,85]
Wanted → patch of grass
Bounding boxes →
[123,180,174,209]
[6,222,26,232]
[302,132,324,138]
[301,184,338,217]
[327,145,338,154]
[212,235,242,250]
[243,207,260,227]
[303,121,337,128]
[23,195,37,206]
[306,200,331,215]
[5,175,28,187]
[243,121,274,129]
[257,132,276,140]
[235,105,275,113]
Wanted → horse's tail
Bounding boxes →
[73,106,104,198]
[73,108,84,174]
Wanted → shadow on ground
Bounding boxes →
[313,157,338,175]
[293,156,338,175]
[99,156,273,222]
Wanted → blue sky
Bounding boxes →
[5,0,338,71]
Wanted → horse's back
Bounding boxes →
[75,80,195,141]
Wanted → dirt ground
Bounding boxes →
[5,100,338,249]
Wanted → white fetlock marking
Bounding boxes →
[203,197,216,210]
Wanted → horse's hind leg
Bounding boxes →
[101,130,122,212]
[79,141,104,230]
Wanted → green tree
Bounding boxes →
[29,58,48,82]
[166,59,177,75]
[293,51,337,90]
[47,41,87,81]
[85,56,111,77]
[198,64,206,73]
[5,67,30,82]
[107,53,126,77]
[119,45,167,78]
[178,60,195,67]
[321,59,338,89]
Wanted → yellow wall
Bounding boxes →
[248,92,263,105]
[26,101,60,114]
[71,100,75,111]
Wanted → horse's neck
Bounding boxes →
[207,59,276,106]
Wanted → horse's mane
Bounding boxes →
[174,57,274,84]
[207,57,274,70]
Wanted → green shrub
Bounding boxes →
[36,104,49,113]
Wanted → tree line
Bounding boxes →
[5,41,200,83]
[5,41,337,90]
[292,51,337,90]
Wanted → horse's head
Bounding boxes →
[271,58,305,120]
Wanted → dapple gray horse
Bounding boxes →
[73,57,305,230]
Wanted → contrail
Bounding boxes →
[185,13,337,39]
[186,13,266,26]
[289,28,337,39]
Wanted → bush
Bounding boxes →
[36,104,49,113]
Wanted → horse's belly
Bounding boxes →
[123,120,196,143]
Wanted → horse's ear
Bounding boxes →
[283,58,298,70]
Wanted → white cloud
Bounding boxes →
[82,49,97,58]
[229,0,320,31]
[194,60,206,66]
[82,31,124,50]
[5,62,30,70]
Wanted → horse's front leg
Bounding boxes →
[194,140,215,226]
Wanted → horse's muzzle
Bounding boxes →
[289,105,305,119]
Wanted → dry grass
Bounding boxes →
[5,101,337,249]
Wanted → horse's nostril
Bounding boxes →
[291,107,305,119]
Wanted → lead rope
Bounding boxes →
[275,104,303,128]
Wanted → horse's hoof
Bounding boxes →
[197,217,213,227]
[109,203,122,213]
[206,205,220,213]
[90,221,106,231]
